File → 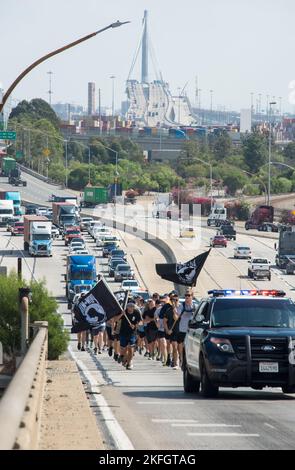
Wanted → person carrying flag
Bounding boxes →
[117,302,142,370]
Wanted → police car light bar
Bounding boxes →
[208,289,286,297]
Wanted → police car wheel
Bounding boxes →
[183,364,200,393]
[200,358,219,398]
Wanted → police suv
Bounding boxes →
[183,289,295,397]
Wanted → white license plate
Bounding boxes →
[259,362,279,373]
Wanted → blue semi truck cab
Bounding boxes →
[66,255,97,308]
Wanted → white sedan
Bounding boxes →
[69,244,86,254]
[233,246,251,259]
[121,280,140,291]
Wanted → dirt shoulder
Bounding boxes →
[39,359,104,450]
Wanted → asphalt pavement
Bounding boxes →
[1,174,295,449]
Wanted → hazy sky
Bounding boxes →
[1,0,295,113]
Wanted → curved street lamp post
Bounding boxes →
[0,21,130,114]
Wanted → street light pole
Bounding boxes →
[110,75,115,118]
[268,101,276,205]
[65,140,68,188]
[88,146,91,185]
[0,21,130,114]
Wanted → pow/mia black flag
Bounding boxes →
[71,278,122,333]
[114,290,129,310]
[156,249,211,287]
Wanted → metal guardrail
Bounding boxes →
[18,164,60,186]
[0,321,48,450]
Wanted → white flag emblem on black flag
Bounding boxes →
[156,250,211,287]
[71,277,122,333]
[114,290,129,310]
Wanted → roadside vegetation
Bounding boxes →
[0,272,69,361]
[7,99,295,197]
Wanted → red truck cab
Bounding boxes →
[245,205,274,230]
[64,226,81,246]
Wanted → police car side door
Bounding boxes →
[194,302,211,374]
[186,301,207,370]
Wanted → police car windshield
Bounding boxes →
[211,298,295,328]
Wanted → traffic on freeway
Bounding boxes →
[1,171,295,452]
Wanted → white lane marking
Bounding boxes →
[152,419,198,423]
[69,348,134,450]
[187,433,260,437]
[137,401,195,405]
[264,423,276,430]
[173,424,241,428]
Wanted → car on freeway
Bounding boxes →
[6,218,20,232]
[102,242,118,258]
[11,221,24,236]
[64,227,82,246]
[93,227,112,241]
[110,249,127,261]
[233,246,251,259]
[89,223,105,237]
[25,205,37,215]
[180,227,195,238]
[35,207,48,217]
[131,290,151,302]
[183,288,295,397]
[69,241,85,251]
[80,217,94,231]
[210,235,227,248]
[258,222,279,233]
[51,225,60,239]
[74,249,89,255]
[108,258,126,277]
[218,224,236,240]
[96,235,120,248]
[69,235,85,246]
[114,263,134,282]
[248,258,271,281]
[121,279,141,291]
[69,245,87,255]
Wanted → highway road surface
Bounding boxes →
[1,173,295,449]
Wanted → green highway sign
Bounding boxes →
[15,151,23,159]
[0,131,16,140]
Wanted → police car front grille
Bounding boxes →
[231,337,289,361]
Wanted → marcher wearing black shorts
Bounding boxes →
[118,303,142,370]
[143,300,158,358]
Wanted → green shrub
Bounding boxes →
[0,272,69,360]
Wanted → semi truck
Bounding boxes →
[0,200,14,226]
[52,202,77,228]
[0,157,16,177]
[275,229,295,269]
[207,203,227,226]
[66,255,97,308]
[81,187,108,207]
[245,205,274,230]
[0,191,22,216]
[8,166,27,186]
[24,216,52,257]
[50,194,78,205]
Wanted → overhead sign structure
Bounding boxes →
[0,131,16,140]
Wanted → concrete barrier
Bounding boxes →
[0,321,48,450]
[96,214,187,296]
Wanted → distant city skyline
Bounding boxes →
[1,0,295,115]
